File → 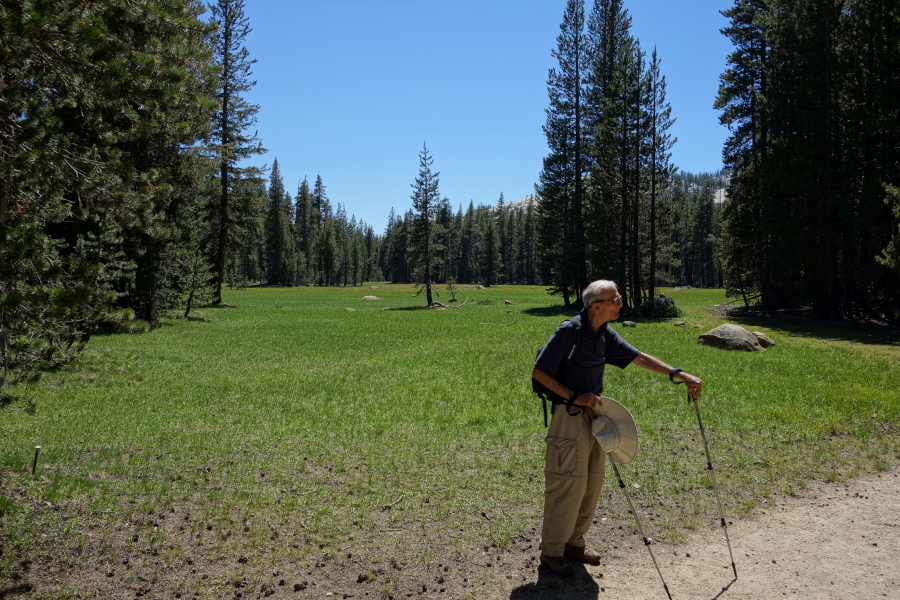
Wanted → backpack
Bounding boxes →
[532,316,582,426]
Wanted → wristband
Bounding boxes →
[669,368,684,383]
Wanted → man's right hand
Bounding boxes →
[572,393,602,419]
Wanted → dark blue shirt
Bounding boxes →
[534,311,640,396]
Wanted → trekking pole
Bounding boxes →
[674,381,738,580]
[609,454,673,600]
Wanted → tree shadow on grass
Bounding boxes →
[521,306,581,319]
[205,302,238,309]
[387,305,433,312]
[724,312,900,349]
[510,563,600,600]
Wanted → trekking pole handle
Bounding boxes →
[670,368,697,403]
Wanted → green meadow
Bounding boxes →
[1,285,899,598]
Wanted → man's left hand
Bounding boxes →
[677,373,702,398]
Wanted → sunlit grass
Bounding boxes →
[1,284,898,597]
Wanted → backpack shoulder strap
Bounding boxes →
[563,315,582,364]
[538,315,582,426]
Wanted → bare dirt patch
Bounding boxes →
[507,469,900,599]
[3,470,898,599]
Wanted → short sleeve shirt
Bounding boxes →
[534,310,640,396]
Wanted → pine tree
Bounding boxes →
[715,0,771,306]
[585,0,642,296]
[312,175,334,285]
[228,175,267,286]
[522,201,538,285]
[690,181,719,287]
[263,160,296,285]
[461,200,481,284]
[335,203,351,286]
[646,46,676,300]
[504,205,518,283]
[536,0,589,305]
[0,0,216,387]
[320,214,337,286]
[294,177,316,285]
[409,144,444,304]
[479,212,503,286]
[209,0,264,303]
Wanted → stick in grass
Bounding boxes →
[380,495,404,511]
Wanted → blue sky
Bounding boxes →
[239,0,734,233]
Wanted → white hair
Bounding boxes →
[582,280,618,306]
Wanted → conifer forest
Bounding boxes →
[2,0,899,389]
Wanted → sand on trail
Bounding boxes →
[507,470,899,599]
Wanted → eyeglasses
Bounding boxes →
[592,295,622,306]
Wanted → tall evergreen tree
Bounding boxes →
[645,46,676,300]
[228,175,267,287]
[536,0,589,305]
[409,144,443,305]
[294,177,316,285]
[312,175,334,284]
[522,201,538,285]
[209,0,264,303]
[689,181,720,287]
[715,0,771,305]
[335,203,351,286]
[460,200,481,284]
[479,212,503,286]
[504,205,518,283]
[584,0,632,282]
[263,159,296,285]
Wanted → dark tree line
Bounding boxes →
[243,165,378,289]
[375,166,724,294]
[379,195,540,289]
[716,0,900,318]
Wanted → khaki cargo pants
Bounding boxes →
[541,404,605,557]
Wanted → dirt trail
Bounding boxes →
[507,470,900,599]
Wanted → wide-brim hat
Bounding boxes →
[592,396,638,464]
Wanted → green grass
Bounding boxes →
[1,284,898,598]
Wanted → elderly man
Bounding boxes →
[532,280,702,576]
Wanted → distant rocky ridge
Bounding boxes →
[494,169,730,212]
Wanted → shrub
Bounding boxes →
[629,293,683,318]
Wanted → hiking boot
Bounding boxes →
[564,543,602,565]
[540,553,574,576]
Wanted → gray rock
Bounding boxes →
[622,321,636,328]
[698,323,763,351]
[754,332,776,348]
